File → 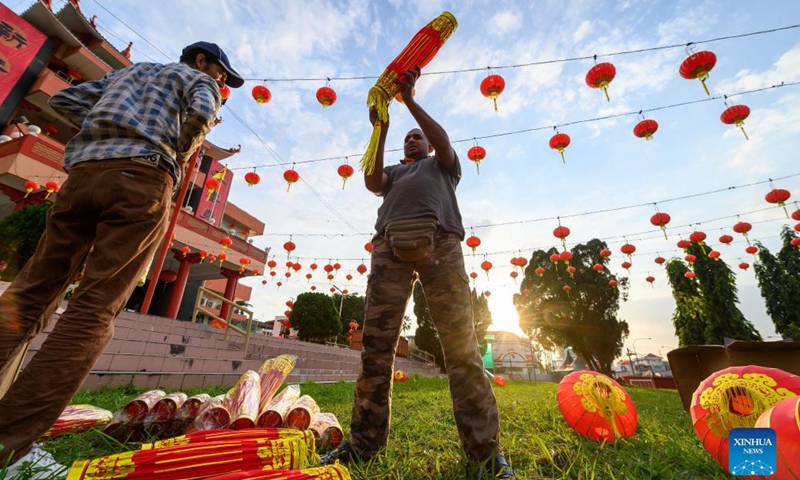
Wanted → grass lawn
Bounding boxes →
[3,378,732,479]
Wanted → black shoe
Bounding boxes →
[319,441,365,465]
[478,452,515,479]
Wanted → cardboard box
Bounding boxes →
[667,341,800,411]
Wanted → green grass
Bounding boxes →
[3,378,733,479]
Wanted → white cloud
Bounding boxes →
[488,10,522,36]
[716,43,800,93]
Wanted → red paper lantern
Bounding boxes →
[677,239,691,251]
[480,260,493,279]
[207,255,217,263]
[219,236,233,250]
[334,164,354,190]
[316,86,337,108]
[268,259,277,270]
[205,178,221,200]
[608,280,618,288]
[600,248,612,259]
[23,180,40,198]
[792,209,800,221]
[305,273,312,281]
[483,290,491,297]
[333,262,341,271]
[480,74,505,111]
[492,375,506,387]
[292,263,302,272]
[346,273,353,281]
[363,242,374,255]
[646,276,655,287]
[585,62,616,102]
[219,84,230,101]
[738,262,750,270]
[720,104,750,140]
[553,225,570,250]
[633,119,658,141]
[310,285,316,291]
[654,256,666,265]
[158,270,178,283]
[690,366,800,473]
[276,281,282,288]
[180,246,190,257]
[559,251,573,264]
[549,133,571,164]
[261,279,267,286]
[766,188,792,218]
[719,234,734,245]
[252,85,271,104]
[466,235,481,253]
[684,271,696,279]
[621,261,631,272]
[564,266,576,278]
[44,181,60,200]
[324,264,334,273]
[592,263,603,273]
[522,288,531,296]
[755,396,800,478]
[708,250,721,261]
[309,262,318,271]
[620,243,636,257]
[650,212,671,239]
[244,171,260,187]
[550,253,560,266]
[357,264,367,275]
[470,271,478,281]
[535,266,545,277]
[690,230,707,246]
[557,371,637,443]
[42,124,58,136]
[283,169,300,192]
[393,370,407,383]
[283,240,296,258]
[679,50,717,96]
[562,285,572,297]
[746,245,759,255]
[685,254,697,265]
[467,145,486,174]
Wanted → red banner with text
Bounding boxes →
[0,4,49,110]
[196,158,232,227]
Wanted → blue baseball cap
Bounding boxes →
[182,41,244,88]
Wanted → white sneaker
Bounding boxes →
[3,444,67,479]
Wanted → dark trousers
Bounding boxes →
[350,233,500,460]
[0,159,173,462]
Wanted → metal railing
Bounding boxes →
[191,286,254,353]
[408,347,436,366]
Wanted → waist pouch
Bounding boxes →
[385,218,439,262]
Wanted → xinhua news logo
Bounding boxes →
[729,428,777,476]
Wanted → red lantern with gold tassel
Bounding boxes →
[765,188,791,218]
[337,164,354,189]
[650,212,671,239]
[205,178,221,200]
[549,132,571,164]
[480,73,505,112]
[252,84,271,104]
[480,259,493,279]
[585,62,616,102]
[553,225,570,251]
[244,171,260,187]
[466,234,481,253]
[732,221,752,245]
[44,181,60,200]
[316,86,337,108]
[633,119,658,141]
[720,104,750,140]
[283,168,299,192]
[23,180,40,198]
[283,240,296,259]
[467,145,486,174]
[680,50,717,96]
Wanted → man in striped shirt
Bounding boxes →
[0,41,243,474]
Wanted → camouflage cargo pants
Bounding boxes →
[350,232,500,460]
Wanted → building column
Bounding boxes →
[165,251,202,319]
[219,267,244,322]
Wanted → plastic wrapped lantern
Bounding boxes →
[633,119,659,141]
[467,145,486,174]
[480,73,505,112]
[680,50,717,96]
[549,132,571,164]
[585,62,616,102]
[755,395,800,479]
[720,104,750,140]
[316,86,337,108]
[690,365,800,473]
[557,370,637,442]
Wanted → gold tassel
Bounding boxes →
[361,86,390,175]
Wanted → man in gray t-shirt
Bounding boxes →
[322,67,514,479]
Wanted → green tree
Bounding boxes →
[290,292,340,343]
[332,293,365,342]
[754,229,800,340]
[0,203,51,281]
[471,288,492,356]
[515,239,629,376]
[687,242,761,343]
[413,281,444,368]
[665,259,707,346]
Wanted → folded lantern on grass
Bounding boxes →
[557,370,638,443]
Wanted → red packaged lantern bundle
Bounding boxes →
[309,413,345,452]
[228,370,262,430]
[285,395,321,430]
[258,384,301,428]
[361,12,458,175]
[42,404,113,439]
[557,370,637,442]
[206,464,351,480]
[690,365,800,473]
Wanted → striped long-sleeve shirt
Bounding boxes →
[49,62,221,185]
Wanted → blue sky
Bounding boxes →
[18,0,800,358]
